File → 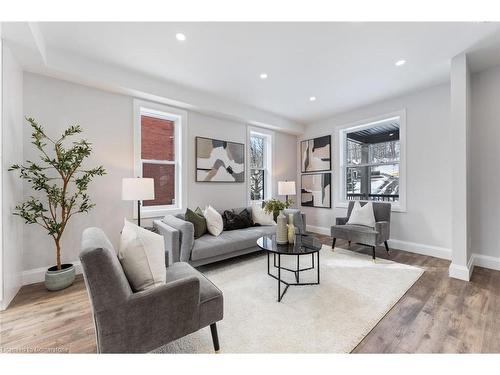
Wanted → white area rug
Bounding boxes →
[155,245,424,353]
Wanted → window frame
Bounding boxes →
[249,133,266,201]
[133,99,188,218]
[337,110,406,212]
[247,126,274,205]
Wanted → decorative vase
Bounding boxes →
[45,263,75,291]
[288,214,296,244]
[276,211,288,244]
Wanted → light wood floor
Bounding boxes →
[1,236,500,353]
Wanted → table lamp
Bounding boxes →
[278,180,296,202]
[122,177,155,227]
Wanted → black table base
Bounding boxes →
[267,251,320,302]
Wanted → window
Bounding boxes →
[250,134,265,201]
[249,129,273,202]
[134,100,187,217]
[340,113,405,209]
[141,115,176,207]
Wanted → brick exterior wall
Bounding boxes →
[142,163,175,206]
[141,115,174,160]
[141,115,175,206]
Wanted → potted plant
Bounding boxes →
[263,197,294,222]
[9,117,105,291]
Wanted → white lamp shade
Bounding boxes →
[278,181,296,196]
[122,178,155,201]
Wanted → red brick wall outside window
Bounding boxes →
[141,115,175,206]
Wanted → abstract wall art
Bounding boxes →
[196,136,245,182]
[301,135,331,173]
[301,173,331,208]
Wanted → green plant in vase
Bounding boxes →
[263,197,294,221]
[9,117,105,291]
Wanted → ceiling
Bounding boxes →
[17,22,500,123]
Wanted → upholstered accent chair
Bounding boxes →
[330,201,391,260]
[79,227,223,353]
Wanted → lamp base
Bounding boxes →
[137,200,141,227]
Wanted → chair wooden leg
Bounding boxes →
[210,323,220,352]
[332,238,336,249]
[372,246,376,261]
[348,241,351,247]
[384,241,390,253]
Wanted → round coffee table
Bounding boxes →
[257,234,322,302]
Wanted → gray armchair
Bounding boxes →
[79,227,223,353]
[331,201,391,260]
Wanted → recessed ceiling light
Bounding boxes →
[259,73,268,79]
[395,59,406,66]
[175,33,186,41]
[309,96,317,102]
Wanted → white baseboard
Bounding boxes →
[387,239,452,260]
[472,253,500,272]
[449,256,475,281]
[22,261,82,286]
[306,225,452,260]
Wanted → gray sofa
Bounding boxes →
[79,227,223,353]
[154,207,306,267]
[330,201,391,260]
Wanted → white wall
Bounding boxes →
[187,113,297,210]
[299,83,452,258]
[22,73,297,280]
[23,73,133,275]
[470,64,500,269]
[187,113,247,210]
[1,43,24,309]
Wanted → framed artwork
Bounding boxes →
[301,173,331,208]
[195,136,245,182]
[301,135,331,173]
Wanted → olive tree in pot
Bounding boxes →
[9,117,105,291]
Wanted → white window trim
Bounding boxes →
[133,99,188,219]
[247,126,274,205]
[336,109,407,212]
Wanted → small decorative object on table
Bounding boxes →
[287,214,296,244]
[276,211,288,244]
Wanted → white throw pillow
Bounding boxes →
[251,202,276,226]
[118,219,166,292]
[203,205,224,236]
[346,201,376,228]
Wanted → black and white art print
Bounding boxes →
[196,137,245,182]
[301,135,331,173]
[301,173,331,208]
